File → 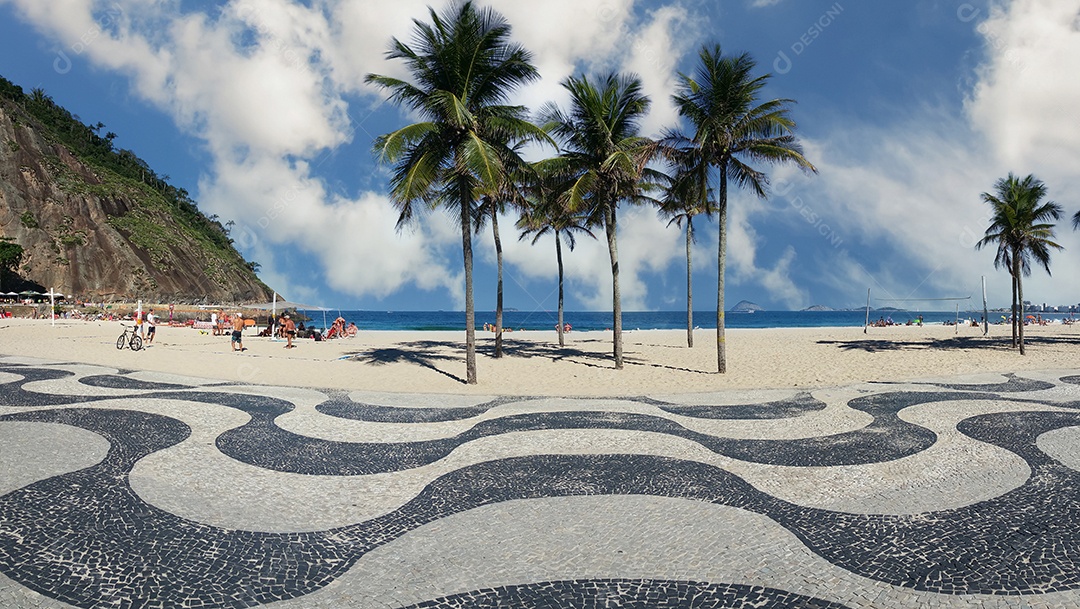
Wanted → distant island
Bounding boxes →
[730,300,763,313]
[802,305,834,312]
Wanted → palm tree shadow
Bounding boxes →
[343,340,469,384]
[816,333,1080,353]
[344,337,714,382]
[496,338,717,373]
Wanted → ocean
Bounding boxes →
[286,309,1062,332]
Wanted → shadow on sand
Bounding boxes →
[818,333,1080,354]
[341,337,712,385]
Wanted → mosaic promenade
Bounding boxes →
[2,355,1080,608]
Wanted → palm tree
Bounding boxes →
[538,72,656,368]
[29,88,51,106]
[517,163,596,347]
[669,44,816,373]
[366,1,546,383]
[658,147,712,348]
[976,173,1063,355]
[474,161,530,358]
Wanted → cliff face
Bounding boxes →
[0,101,273,303]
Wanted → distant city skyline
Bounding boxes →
[1,0,1078,312]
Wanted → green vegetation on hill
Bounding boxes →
[0,75,259,277]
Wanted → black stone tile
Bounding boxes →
[639,392,826,420]
[401,579,853,609]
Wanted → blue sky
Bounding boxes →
[1,0,1078,312]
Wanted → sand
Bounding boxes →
[0,317,1077,395]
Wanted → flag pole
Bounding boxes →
[982,275,989,336]
[271,292,278,340]
[864,288,870,333]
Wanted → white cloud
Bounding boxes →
[198,153,462,303]
[622,4,695,136]
[965,0,1080,177]
[496,0,638,120]
[322,0,431,91]
[725,200,808,308]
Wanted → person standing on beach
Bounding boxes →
[231,313,245,352]
[145,309,157,345]
[284,314,296,349]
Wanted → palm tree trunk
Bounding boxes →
[1015,254,1025,356]
[556,229,565,348]
[686,218,694,348]
[1010,268,1018,348]
[493,208,504,358]
[716,171,728,374]
[461,198,477,384]
[606,201,623,369]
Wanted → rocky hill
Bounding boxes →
[730,300,763,312]
[0,76,272,303]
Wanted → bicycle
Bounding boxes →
[116,324,143,351]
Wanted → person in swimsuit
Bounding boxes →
[231,313,245,352]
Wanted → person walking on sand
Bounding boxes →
[284,314,297,349]
[145,309,157,345]
[231,313,245,352]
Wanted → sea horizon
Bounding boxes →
[280,309,1069,332]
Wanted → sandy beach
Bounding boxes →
[1,317,1078,395]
